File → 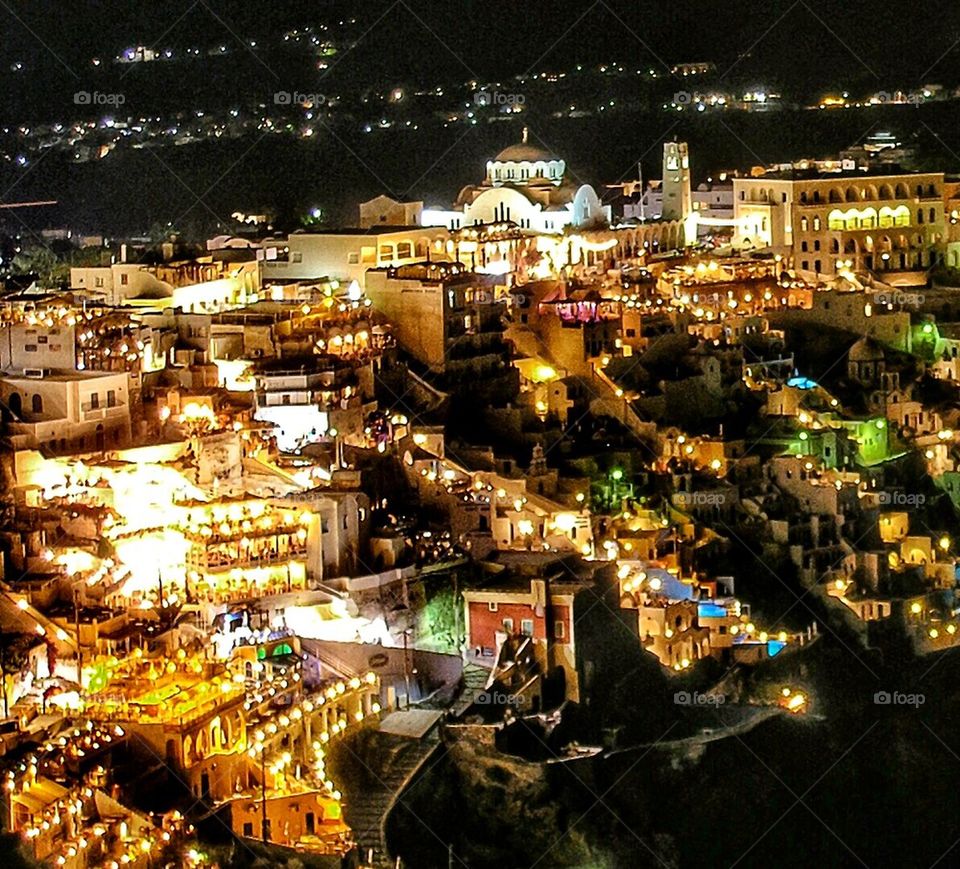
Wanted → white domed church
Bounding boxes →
[422,129,611,233]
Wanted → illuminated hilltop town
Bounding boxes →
[5,133,960,868]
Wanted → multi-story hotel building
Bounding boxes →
[734,170,946,280]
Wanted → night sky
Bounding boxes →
[3,1,959,91]
[1,1,960,235]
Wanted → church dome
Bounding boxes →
[493,142,559,163]
[492,127,560,164]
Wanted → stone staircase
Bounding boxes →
[342,730,441,868]
[450,662,490,718]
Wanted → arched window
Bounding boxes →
[828,210,846,231]
[31,394,43,414]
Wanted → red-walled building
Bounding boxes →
[463,552,607,703]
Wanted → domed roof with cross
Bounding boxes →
[493,128,560,164]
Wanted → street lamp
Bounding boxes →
[248,744,269,843]
[261,747,268,843]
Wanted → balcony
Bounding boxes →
[80,402,126,422]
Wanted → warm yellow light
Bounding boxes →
[534,364,557,382]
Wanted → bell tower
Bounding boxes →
[661,141,692,224]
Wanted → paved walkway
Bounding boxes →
[340,725,441,868]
